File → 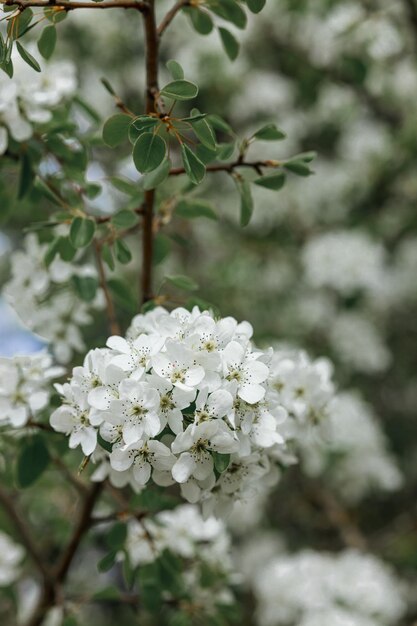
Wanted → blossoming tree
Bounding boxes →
[0,0,414,625]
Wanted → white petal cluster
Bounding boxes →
[125,503,231,568]
[0,531,24,587]
[302,231,386,296]
[51,307,336,515]
[0,351,63,428]
[124,504,235,610]
[0,46,76,154]
[5,234,104,363]
[299,391,403,502]
[253,549,406,626]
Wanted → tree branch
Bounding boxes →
[24,483,104,626]
[157,0,190,37]
[0,485,52,583]
[141,0,159,304]
[169,159,281,176]
[2,0,148,11]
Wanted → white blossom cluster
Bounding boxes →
[0,531,24,587]
[0,351,63,428]
[299,391,403,503]
[253,549,406,626]
[124,504,235,611]
[302,231,386,297]
[50,306,336,515]
[5,234,104,363]
[0,45,76,154]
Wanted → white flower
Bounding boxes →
[151,339,205,391]
[222,341,269,404]
[0,352,63,428]
[103,380,161,445]
[110,439,174,485]
[50,383,97,455]
[172,420,239,483]
[0,531,24,586]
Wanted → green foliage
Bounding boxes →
[254,171,286,190]
[111,209,140,229]
[176,198,218,220]
[218,27,239,61]
[37,25,57,60]
[102,114,132,148]
[69,217,96,248]
[165,274,199,291]
[133,133,167,173]
[181,144,206,184]
[160,79,199,101]
[16,435,50,488]
[16,41,41,72]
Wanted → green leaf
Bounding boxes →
[213,452,230,473]
[101,244,115,271]
[166,59,184,79]
[72,275,99,302]
[254,171,286,190]
[208,114,234,135]
[129,116,159,143]
[57,237,77,262]
[181,144,206,185]
[133,132,167,173]
[236,178,253,226]
[106,522,127,550]
[16,436,50,488]
[210,0,247,29]
[176,198,217,220]
[166,274,198,291]
[218,27,239,61]
[37,25,57,59]
[16,41,41,72]
[8,9,33,39]
[246,0,266,13]
[190,109,216,150]
[97,551,117,573]
[102,114,131,148]
[92,586,121,601]
[253,123,286,141]
[70,217,96,248]
[18,152,34,199]
[284,160,314,176]
[160,80,199,101]
[44,238,61,266]
[109,176,140,197]
[34,177,62,206]
[114,239,132,264]
[111,209,139,229]
[142,157,171,190]
[153,234,171,265]
[216,141,236,160]
[108,278,137,313]
[189,7,214,34]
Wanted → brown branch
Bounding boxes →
[0,486,52,583]
[141,0,159,304]
[157,0,190,37]
[94,242,121,336]
[2,0,147,11]
[169,159,281,176]
[25,483,104,626]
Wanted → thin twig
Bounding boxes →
[169,159,281,176]
[157,0,190,37]
[94,242,121,336]
[2,0,147,11]
[0,486,53,583]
